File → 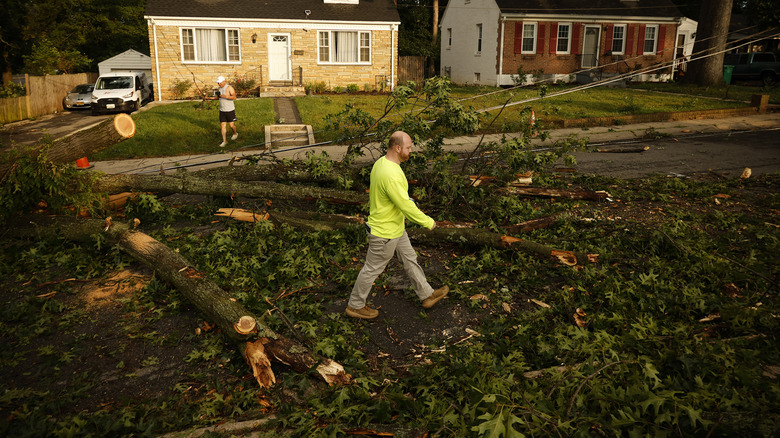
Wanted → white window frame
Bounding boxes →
[611,24,626,55]
[521,22,537,54]
[556,23,571,54]
[476,24,483,54]
[317,30,371,65]
[180,28,241,64]
[643,25,658,55]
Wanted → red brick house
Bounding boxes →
[440,0,694,86]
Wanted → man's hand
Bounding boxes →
[430,221,437,230]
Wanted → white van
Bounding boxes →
[91,71,152,115]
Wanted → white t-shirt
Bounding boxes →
[218,85,235,112]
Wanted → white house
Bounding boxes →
[672,17,698,79]
[98,49,153,79]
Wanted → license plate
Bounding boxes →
[106,104,115,109]
[76,102,85,106]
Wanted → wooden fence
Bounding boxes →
[1,72,98,124]
[398,56,425,84]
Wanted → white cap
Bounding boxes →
[216,76,225,83]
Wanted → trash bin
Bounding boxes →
[723,65,734,84]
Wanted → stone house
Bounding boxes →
[144,0,401,100]
[440,0,696,86]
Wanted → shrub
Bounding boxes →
[0,82,26,98]
[170,78,192,100]
[346,84,360,93]
[307,81,328,94]
[231,74,258,97]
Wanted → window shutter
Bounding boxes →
[604,25,613,54]
[657,25,666,56]
[626,24,635,55]
[637,24,646,55]
[572,23,581,55]
[549,22,558,54]
[537,23,545,54]
[514,22,523,54]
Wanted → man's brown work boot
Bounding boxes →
[422,285,450,309]
[345,305,379,319]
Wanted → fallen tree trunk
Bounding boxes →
[596,145,650,153]
[93,174,367,205]
[504,186,610,201]
[10,214,347,388]
[409,226,596,266]
[503,213,562,233]
[193,163,368,191]
[259,210,597,267]
[1,113,135,183]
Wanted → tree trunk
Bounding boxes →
[193,163,367,191]
[503,186,611,201]
[260,210,597,267]
[9,214,347,388]
[1,113,135,182]
[684,0,733,86]
[93,173,368,205]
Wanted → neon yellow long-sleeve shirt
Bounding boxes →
[366,156,434,239]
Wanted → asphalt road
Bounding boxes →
[571,128,780,179]
[2,104,779,180]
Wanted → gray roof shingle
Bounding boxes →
[494,0,682,18]
[146,0,400,23]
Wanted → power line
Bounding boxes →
[113,28,776,175]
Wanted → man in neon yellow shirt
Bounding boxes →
[346,131,449,319]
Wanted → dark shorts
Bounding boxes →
[219,110,237,123]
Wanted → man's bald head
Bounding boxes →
[389,131,410,149]
[386,131,413,164]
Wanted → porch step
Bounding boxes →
[258,85,306,97]
[264,124,315,149]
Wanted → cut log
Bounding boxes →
[216,208,270,223]
[93,174,367,205]
[46,113,136,164]
[1,114,135,183]
[9,214,348,388]
[504,186,611,201]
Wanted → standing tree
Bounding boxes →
[684,0,734,85]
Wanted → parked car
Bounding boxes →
[62,83,94,110]
[723,52,780,85]
[91,72,151,115]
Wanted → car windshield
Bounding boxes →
[71,84,94,94]
[95,77,133,90]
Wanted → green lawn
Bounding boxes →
[296,83,757,141]
[91,82,771,159]
[91,98,275,160]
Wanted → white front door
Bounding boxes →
[268,34,292,82]
[581,26,601,68]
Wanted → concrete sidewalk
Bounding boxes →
[90,112,780,175]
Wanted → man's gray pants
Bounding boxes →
[348,231,434,309]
